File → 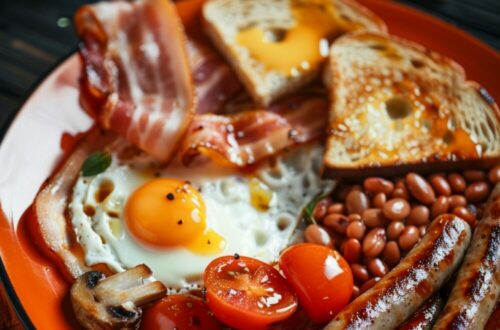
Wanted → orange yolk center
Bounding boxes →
[125,179,224,254]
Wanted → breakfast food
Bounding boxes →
[24,0,500,328]
[71,264,166,329]
[396,294,445,330]
[69,139,331,288]
[304,168,500,295]
[323,32,500,177]
[33,128,117,279]
[75,0,194,162]
[325,215,471,329]
[433,183,500,329]
[203,0,387,106]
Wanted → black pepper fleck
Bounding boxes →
[234,253,240,259]
[166,193,175,200]
[177,219,183,225]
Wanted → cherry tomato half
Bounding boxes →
[279,243,353,324]
[141,295,223,330]
[204,255,298,330]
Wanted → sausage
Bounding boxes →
[324,214,471,330]
[396,294,445,330]
[433,184,500,330]
[485,301,500,330]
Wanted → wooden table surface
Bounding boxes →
[0,0,499,328]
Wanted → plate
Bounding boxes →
[0,1,498,329]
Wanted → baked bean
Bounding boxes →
[342,238,362,263]
[452,206,476,227]
[346,221,366,240]
[362,208,386,227]
[312,198,332,221]
[383,198,410,221]
[448,172,466,193]
[464,181,490,203]
[419,225,427,237]
[349,184,363,192]
[431,196,450,219]
[448,195,467,209]
[360,277,381,293]
[406,173,436,205]
[367,258,388,277]
[364,177,394,195]
[395,179,406,189]
[323,214,349,235]
[351,263,370,283]
[327,203,345,215]
[346,190,370,215]
[382,241,401,267]
[391,184,410,200]
[362,228,386,258]
[463,170,486,182]
[348,214,362,222]
[351,285,360,300]
[488,165,500,183]
[373,192,387,209]
[304,224,333,247]
[407,205,430,226]
[387,221,405,240]
[398,225,420,251]
[429,174,451,196]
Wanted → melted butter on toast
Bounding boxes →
[329,72,481,164]
[236,0,358,76]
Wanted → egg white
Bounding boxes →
[70,142,332,289]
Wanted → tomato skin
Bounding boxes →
[279,243,353,324]
[204,255,298,330]
[141,295,223,330]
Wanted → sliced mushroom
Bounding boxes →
[71,264,166,330]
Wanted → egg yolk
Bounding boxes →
[125,179,225,254]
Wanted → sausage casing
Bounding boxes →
[396,293,445,330]
[433,184,500,330]
[325,214,471,330]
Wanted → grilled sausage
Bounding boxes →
[433,184,500,330]
[325,214,471,330]
[396,294,445,330]
[485,301,500,330]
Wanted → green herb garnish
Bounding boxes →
[82,151,112,177]
[303,192,329,225]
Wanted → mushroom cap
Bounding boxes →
[70,265,166,330]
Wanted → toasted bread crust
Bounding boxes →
[203,0,387,106]
[322,31,500,178]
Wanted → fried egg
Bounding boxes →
[70,142,332,289]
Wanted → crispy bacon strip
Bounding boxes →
[75,0,194,162]
[33,128,118,280]
[186,37,242,114]
[181,97,328,166]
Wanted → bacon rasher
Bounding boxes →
[186,37,242,114]
[181,97,329,166]
[75,0,194,162]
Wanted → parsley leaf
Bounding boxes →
[82,151,111,177]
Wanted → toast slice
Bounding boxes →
[323,32,500,178]
[203,0,386,106]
